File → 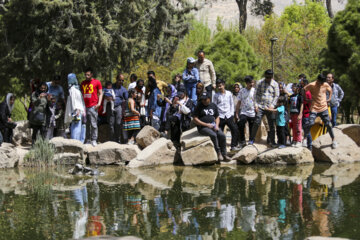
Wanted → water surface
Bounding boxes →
[0,163,359,240]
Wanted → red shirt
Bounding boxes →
[303,90,312,118]
[81,78,102,108]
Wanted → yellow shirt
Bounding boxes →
[156,79,168,95]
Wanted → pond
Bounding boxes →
[0,163,359,240]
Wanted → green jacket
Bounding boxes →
[29,92,48,126]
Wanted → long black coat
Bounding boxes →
[0,101,12,131]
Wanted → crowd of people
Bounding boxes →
[0,50,345,163]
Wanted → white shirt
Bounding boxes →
[237,87,256,117]
[128,82,137,90]
[213,90,234,119]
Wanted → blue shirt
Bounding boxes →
[148,88,162,118]
[112,84,128,107]
[182,68,200,85]
[276,105,286,127]
[46,82,64,102]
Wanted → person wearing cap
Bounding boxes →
[213,79,240,151]
[249,69,279,147]
[182,57,200,103]
[193,92,231,162]
[195,50,216,100]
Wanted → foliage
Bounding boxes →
[244,1,331,83]
[199,30,261,86]
[11,99,28,122]
[0,0,198,95]
[24,136,56,167]
[321,0,360,123]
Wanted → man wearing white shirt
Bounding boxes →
[213,79,240,151]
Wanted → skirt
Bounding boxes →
[123,115,141,131]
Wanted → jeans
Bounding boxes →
[250,108,276,144]
[330,106,338,127]
[303,110,335,144]
[276,126,286,145]
[238,114,255,144]
[109,104,126,143]
[71,115,86,143]
[199,127,227,156]
[219,116,239,148]
[290,114,302,142]
[0,131,3,146]
[185,83,197,103]
[86,107,98,142]
[302,117,312,148]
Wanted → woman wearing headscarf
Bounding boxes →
[157,84,177,133]
[29,82,49,145]
[0,93,17,143]
[65,73,86,143]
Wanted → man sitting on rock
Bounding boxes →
[193,92,231,162]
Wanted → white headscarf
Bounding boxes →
[6,93,15,113]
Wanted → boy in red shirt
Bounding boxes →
[81,67,103,146]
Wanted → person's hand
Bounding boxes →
[95,103,101,110]
[140,103,145,107]
[297,114,302,121]
[105,96,112,101]
[40,93,47,98]
[267,106,274,110]
[206,123,213,129]
[255,106,259,113]
[8,118,12,122]
[212,84,216,90]
[214,125,219,131]
[157,94,161,100]
[164,97,171,104]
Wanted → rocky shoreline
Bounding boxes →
[1,122,360,169]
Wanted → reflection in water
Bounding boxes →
[0,163,359,239]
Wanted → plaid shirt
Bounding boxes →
[329,83,344,107]
[255,78,280,109]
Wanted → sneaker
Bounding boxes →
[270,143,278,148]
[230,146,241,152]
[91,141,97,147]
[295,142,302,148]
[222,155,232,162]
[302,139,307,147]
[291,142,296,147]
[331,141,338,149]
[217,152,224,161]
[278,145,286,149]
[286,140,292,146]
[248,140,254,145]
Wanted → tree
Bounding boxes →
[321,0,360,123]
[0,0,198,95]
[199,31,261,85]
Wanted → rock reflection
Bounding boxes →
[0,163,359,239]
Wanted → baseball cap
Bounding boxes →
[187,57,196,64]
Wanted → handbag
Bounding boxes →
[32,111,45,125]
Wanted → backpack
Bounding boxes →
[289,94,300,113]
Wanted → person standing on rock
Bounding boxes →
[183,57,200,103]
[65,73,86,143]
[326,73,344,127]
[289,84,304,147]
[81,67,103,147]
[0,93,17,143]
[235,76,256,148]
[193,92,231,162]
[249,70,279,147]
[109,73,128,144]
[195,50,216,101]
[300,78,313,150]
[213,79,239,152]
[303,74,337,149]
[147,75,162,131]
[266,96,287,149]
[123,89,141,144]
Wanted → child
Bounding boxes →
[123,89,141,144]
[54,99,66,138]
[46,95,57,139]
[266,96,287,149]
[102,81,115,114]
[289,84,304,147]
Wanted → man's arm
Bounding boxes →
[235,100,241,120]
[96,88,103,109]
[338,84,344,102]
[193,116,213,128]
[271,83,280,109]
[326,84,333,103]
[209,61,216,88]
[229,93,234,116]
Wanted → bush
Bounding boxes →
[24,137,56,167]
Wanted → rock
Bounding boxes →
[13,120,32,146]
[87,142,140,165]
[127,138,176,168]
[180,127,210,150]
[305,237,350,240]
[255,147,314,165]
[50,137,86,164]
[135,125,160,149]
[232,144,269,164]
[312,128,360,163]
[181,140,218,166]
[0,143,19,168]
[16,146,30,167]
[336,124,360,146]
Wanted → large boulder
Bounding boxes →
[180,127,210,150]
[312,128,360,163]
[50,137,86,165]
[336,124,360,146]
[0,143,19,168]
[232,144,269,164]
[87,142,140,165]
[127,138,176,168]
[256,147,314,165]
[135,125,160,149]
[13,120,32,146]
[181,140,218,166]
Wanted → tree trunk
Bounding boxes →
[326,0,334,18]
[236,0,248,33]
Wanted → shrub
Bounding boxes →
[24,136,56,167]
